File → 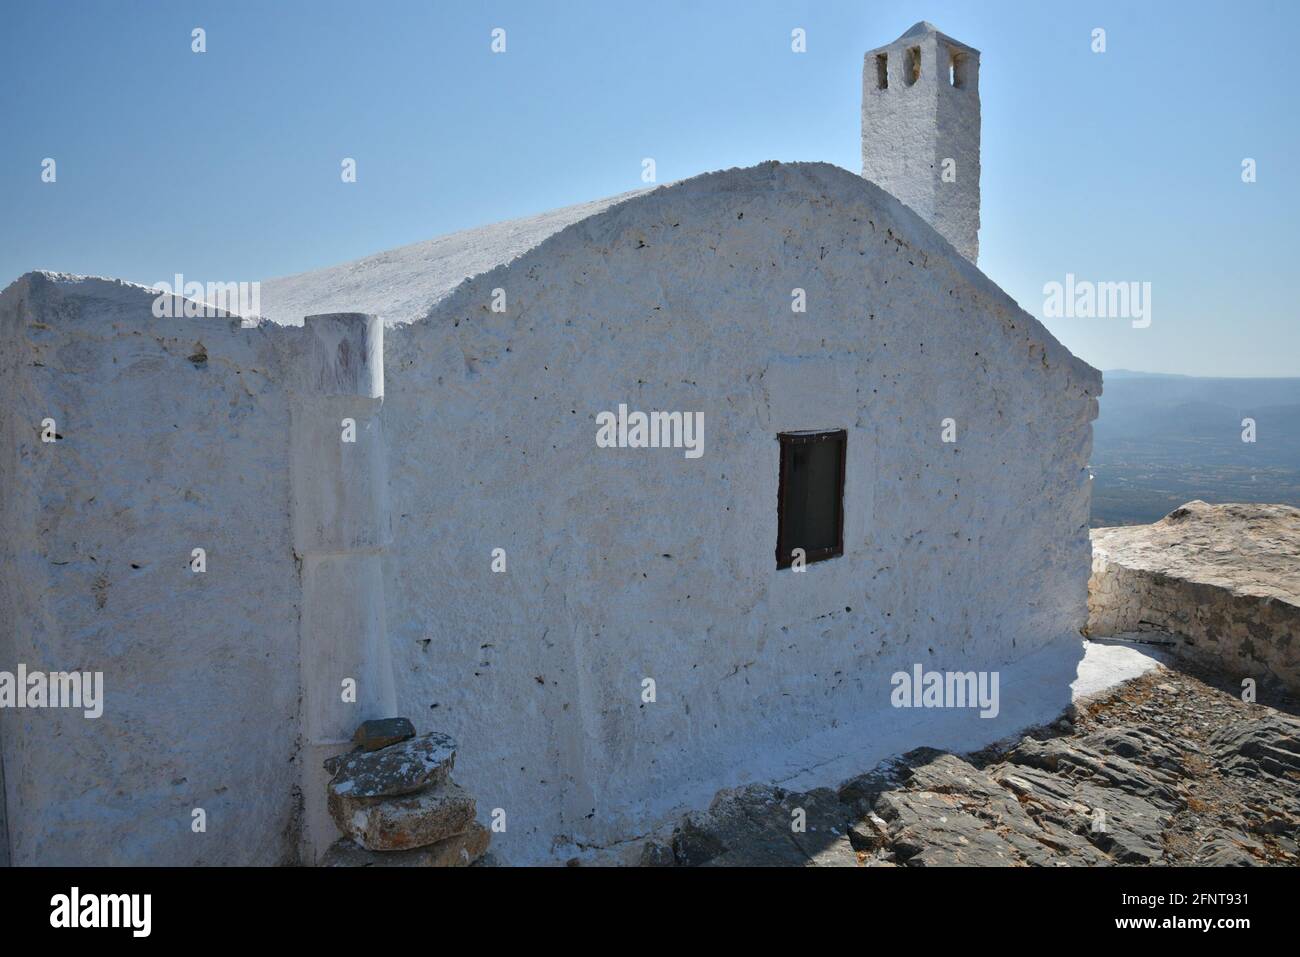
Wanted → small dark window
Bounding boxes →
[776,430,846,569]
[904,46,921,86]
[875,53,888,90]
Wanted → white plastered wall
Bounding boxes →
[0,274,303,865]
[379,162,1098,862]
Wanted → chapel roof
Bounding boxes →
[251,160,1098,394]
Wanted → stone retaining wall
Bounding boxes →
[1088,502,1300,694]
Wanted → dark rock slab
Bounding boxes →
[1195,829,1263,867]
[325,731,456,799]
[1006,737,1184,811]
[1071,781,1170,864]
[893,752,1107,865]
[638,839,675,867]
[1078,726,1190,778]
[847,814,889,852]
[877,789,1021,866]
[904,752,1008,802]
[352,717,416,752]
[1209,713,1300,780]
[669,783,858,867]
[992,763,1085,808]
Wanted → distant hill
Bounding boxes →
[1091,373,1300,526]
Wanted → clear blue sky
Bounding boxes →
[2,0,1296,376]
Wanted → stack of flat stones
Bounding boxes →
[320,718,491,867]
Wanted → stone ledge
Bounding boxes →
[1088,501,1300,693]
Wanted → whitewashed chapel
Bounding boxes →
[0,24,1100,866]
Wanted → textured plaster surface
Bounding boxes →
[1089,501,1300,692]
[0,274,303,864]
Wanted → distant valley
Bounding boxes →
[1090,371,1300,526]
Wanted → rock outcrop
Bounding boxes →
[644,668,1300,866]
[320,720,490,866]
[1089,501,1300,692]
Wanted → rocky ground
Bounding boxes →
[640,655,1300,866]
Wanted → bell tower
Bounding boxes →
[861,22,981,262]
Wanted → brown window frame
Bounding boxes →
[775,429,847,570]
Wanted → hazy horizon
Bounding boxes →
[1103,370,1300,380]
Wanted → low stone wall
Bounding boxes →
[1088,501,1300,694]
